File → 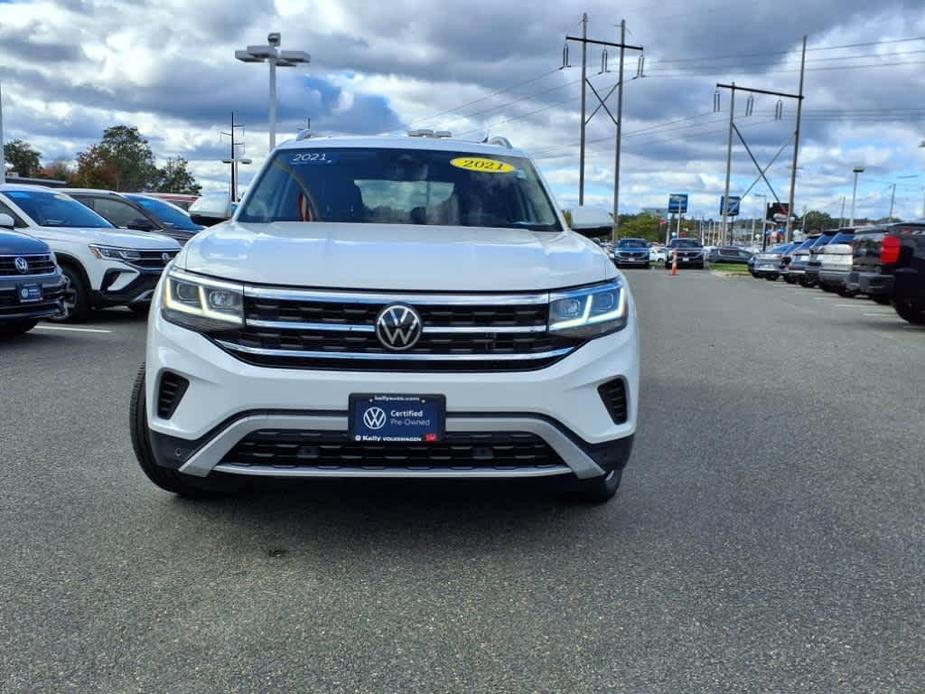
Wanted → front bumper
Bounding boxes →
[93,269,163,307]
[0,272,65,322]
[614,255,649,266]
[145,285,639,481]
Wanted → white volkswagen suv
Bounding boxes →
[131,134,639,502]
[0,185,181,321]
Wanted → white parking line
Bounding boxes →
[862,312,895,318]
[34,325,113,334]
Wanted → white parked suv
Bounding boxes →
[0,185,181,321]
[131,134,639,502]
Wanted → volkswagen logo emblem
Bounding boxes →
[14,257,29,274]
[362,406,387,430]
[375,304,423,351]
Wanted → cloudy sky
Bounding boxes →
[2,0,925,221]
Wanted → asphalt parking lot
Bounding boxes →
[1,270,923,693]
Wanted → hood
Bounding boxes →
[179,221,614,291]
[26,225,181,249]
[0,229,50,255]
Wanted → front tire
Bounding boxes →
[130,364,242,498]
[570,469,622,504]
[0,319,38,337]
[872,295,891,305]
[894,298,925,325]
[50,264,91,323]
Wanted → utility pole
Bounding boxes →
[785,35,807,243]
[839,196,846,227]
[612,19,626,236]
[0,82,5,185]
[889,183,896,220]
[564,16,643,208]
[221,113,252,202]
[721,83,735,245]
[717,79,804,245]
[578,13,588,206]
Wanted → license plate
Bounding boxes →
[349,394,446,443]
[16,283,42,304]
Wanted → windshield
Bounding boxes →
[238,147,562,231]
[617,239,647,248]
[795,238,817,251]
[829,232,855,244]
[670,239,701,248]
[127,195,202,231]
[2,190,113,228]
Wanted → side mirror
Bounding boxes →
[0,213,14,228]
[567,207,613,238]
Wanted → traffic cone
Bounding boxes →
[671,253,678,276]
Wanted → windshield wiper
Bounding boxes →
[510,221,559,231]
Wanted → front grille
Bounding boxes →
[0,254,56,276]
[213,288,583,372]
[157,371,189,418]
[598,378,628,424]
[221,430,565,470]
[129,250,178,270]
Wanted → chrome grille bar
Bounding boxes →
[216,340,574,362]
[245,318,547,334]
[245,285,550,305]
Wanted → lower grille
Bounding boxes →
[221,430,565,470]
[128,250,178,270]
[0,254,56,276]
[598,378,628,424]
[157,371,189,419]
[0,283,64,317]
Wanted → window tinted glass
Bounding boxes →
[670,239,701,248]
[830,233,855,244]
[239,148,562,231]
[127,195,201,231]
[2,190,113,228]
[617,239,647,248]
[82,197,150,228]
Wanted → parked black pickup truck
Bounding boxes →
[846,222,925,321]
[887,222,925,324]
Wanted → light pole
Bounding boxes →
[235,33,310,151]
[753,193,767,249]
[849,167,864,227]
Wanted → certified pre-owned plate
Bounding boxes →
[16,283,42,304]
[349,394,446,443]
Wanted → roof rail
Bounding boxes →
[295,128,312,141]
[408,129,453,139]
[486,135,513,149]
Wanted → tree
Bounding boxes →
[155,156,201,195]
[4,139,42,177]
[98,125,158,191]
[39,160,75,184]
[802,210,837,232]
[616,213,664,243]
[73,144,118,189]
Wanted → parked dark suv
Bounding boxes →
[66,189,198,246]
[665,238,705,269]
[0,215,65,335]
[612,238,650,268]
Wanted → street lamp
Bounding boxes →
[849,167,864,227]
[235,32,310,151]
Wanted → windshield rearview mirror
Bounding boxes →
[567,207,613,238]
[0,213,14,228]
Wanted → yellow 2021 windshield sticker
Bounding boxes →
[450,157,515,174]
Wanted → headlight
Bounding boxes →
[162,268,244,331]
[548,280,627,339]
[89,245,141,261]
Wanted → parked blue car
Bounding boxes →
[0,218,65,336]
